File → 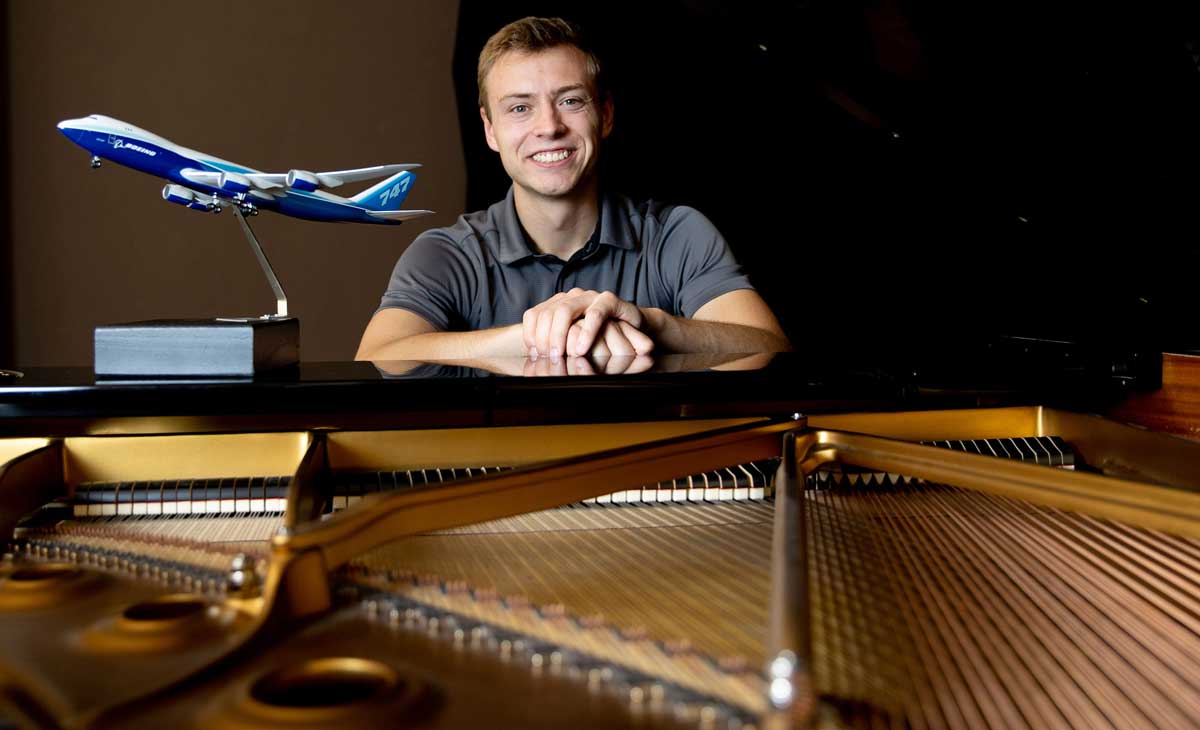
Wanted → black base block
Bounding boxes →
[94,318,299,377]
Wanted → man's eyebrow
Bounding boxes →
[497,85,588,104]
[552,84,587,96]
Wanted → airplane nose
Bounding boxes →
[57,118,84,143]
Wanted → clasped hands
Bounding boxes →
[520,288,655,373]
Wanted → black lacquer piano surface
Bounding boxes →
[1,344,1198,729]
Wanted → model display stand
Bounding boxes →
[95,208,299,377]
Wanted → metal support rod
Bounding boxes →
[232,206,288,318]
[764,430,815,728]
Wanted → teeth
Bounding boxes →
[532,150,570,163]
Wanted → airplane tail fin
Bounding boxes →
[352,170,415,211]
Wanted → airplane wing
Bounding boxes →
[188,188,218,206]
[179,169,223,187]
[182,168,287,191]
[245,164,422,191]
[364,209,435,222]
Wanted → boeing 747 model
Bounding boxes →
[57,114,433,224]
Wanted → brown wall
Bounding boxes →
[7,0,465,367]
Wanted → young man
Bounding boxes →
[357,17,788,363]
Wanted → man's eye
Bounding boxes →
[510,104,529,114]
[561,97,583,107]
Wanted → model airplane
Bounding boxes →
[57,114,432,224]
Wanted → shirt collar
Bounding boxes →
[494,187,534,264]
[493,186,639,266]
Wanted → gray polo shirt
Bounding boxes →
[377,187,753,331]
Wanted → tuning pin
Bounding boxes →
[473,586,499,603]
[387,568,415,585]
[539,603,566,620]
[663,638,693,656]
[579,613,606,630]
[620,625,649,641]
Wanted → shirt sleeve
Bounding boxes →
[657,206,754,318]
[376,231,479,331]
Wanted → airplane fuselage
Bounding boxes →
[57,115,404,224]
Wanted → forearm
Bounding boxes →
[640,307,792,354]
[355,323,525,361]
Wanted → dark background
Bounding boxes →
[4,1,1199,366]
[457,1,1200,355]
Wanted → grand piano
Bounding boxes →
[1,341,1197,729]
[5,1,1200,726]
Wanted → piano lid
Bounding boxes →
[0,337,1158,436]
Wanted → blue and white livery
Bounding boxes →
[57,114,433,225]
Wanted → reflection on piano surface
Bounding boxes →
[1,360,1199,729]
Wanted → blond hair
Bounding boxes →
[477,17,605,118]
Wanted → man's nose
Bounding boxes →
[533,104,566,136]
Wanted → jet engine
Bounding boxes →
[162,184,195,206]
[162,184,219,213]
[217,171,252,194]
[285,169,321,192]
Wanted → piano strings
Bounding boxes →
[6,420,1198,728]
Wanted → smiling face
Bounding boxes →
[481,45,613,203]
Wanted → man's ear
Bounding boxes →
[600,95,614,139]
[481,106,499,152]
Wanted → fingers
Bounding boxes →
[523,320,654,378]
[570,307,607,356]
[616,321,654,356]
[547,304,576,358]
[570,321,649,363]
[534,308,555,358]
[570,292,645,356]
[522,288,594,358]
[566,324,578,360]
[569,356,595,376]
[589,332,653,375]
[589,322,654,374]
[522,355,568,377]
[596,291,643,328]
[522,309,537,355]
[598,353,654,375]
[590,328,612,360]
[522,290,651,359]
[521,353,596,377]
[602,319,637,357]
[522,289,569,355]
[566,321,588,361]
[522,289,567,355]
[622,354,655,374]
